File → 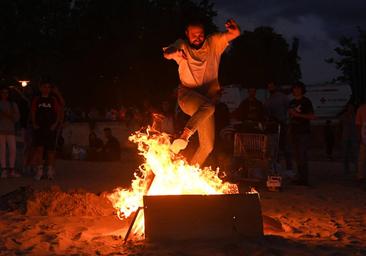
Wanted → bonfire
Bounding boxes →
[107,128,238,238]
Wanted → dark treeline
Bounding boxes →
[0,0,301,108]
[327,29,366,104]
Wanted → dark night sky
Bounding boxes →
[212,0,366,84]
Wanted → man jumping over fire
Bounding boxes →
[163,19,240,166]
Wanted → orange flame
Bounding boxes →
[107,128,238,238]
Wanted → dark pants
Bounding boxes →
[291,132,310,184]
[279,123,292,170]
[325,137,334,157]
[33,127,57,151]
[343,138,357,173]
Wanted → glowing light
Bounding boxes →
[18,80,29,87]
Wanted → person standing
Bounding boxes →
[0,87,20,178]
[233,87,265,124]
[164,19,240,166]
[355,102,366,182]
[324,120,335,160]
[264,82,293,174]
[10,84,34,175]
[339,103,358,175]
[31,82,61,180]
[288,82,315,186]
[102,127,121,161]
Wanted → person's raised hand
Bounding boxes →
[225,18,239,31]
[163,47,187,60]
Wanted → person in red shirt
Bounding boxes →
[30,81,62,180]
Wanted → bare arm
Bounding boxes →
[224,19,241,42]
[289,109,316,120]
[163,46,187,62]
[298,113,316,120]
[31,99,39,129]
[357,125,362,142]
[53,86,65,107]
[51,100,62,130]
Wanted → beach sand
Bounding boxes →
[0,158,365,255]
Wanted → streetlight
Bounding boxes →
[18,80,30,87]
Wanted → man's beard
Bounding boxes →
[189,41,204,50]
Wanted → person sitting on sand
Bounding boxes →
[102,127,121,161]
[88,131,104,161]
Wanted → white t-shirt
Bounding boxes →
[168,33,229,90]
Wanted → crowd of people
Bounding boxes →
[0,77,364,186]
[0,80,64,180]
[216,82,315,186]
[147,79,365,188]
[1,19,363,189]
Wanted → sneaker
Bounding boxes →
[9,169,21,178]
[23,166,32,176]
[34,166,43,181]
[170,138,188,154]
[47,166,55,180]
[292,179,309,186]
[283,169,297,179]
[1,169,7,179]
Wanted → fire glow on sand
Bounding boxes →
[107,128,239,239]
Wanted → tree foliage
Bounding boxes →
[0,0,302,107]
[326,29,366,103]
[0,0,217,107]
[220,26,301,88]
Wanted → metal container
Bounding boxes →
[143,193,263,242]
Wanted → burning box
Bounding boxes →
[143,193,263,242]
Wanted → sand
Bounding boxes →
[0,159,365,255]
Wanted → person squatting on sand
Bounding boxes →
[30,81,62,180]
[164,18,241,166]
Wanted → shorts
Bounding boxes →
[33,127,57,151]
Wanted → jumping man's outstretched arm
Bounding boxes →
[224,19,241,42]
[163,46,187,62]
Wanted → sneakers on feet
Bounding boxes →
[9,169,21,178]
[1,169,7,179]
[283,169,297,179]
[170,138,188,154]
[34,166,43,181]
[47,166,55,180]
[292,179,309,186]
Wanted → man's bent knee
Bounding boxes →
[203,102,215,116]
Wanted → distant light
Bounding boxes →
[19,80,29,87]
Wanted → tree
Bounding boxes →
[326,29,366,104]
[0,0,218,107]
[219,26,301,88]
